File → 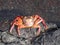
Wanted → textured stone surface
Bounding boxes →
[0,23,59,45]
[1,32,18,43]
[0,19,58,45]
[32,29,60,45]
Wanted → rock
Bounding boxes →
[18,39,31,45]
[15,28,36,45]
[1,32,18,43]
[20,28,36,38]
[0,43,5,45]
[0,26,37,45]
[52,29,60,45]
[0,32,2,39]
[46,23,58,29]
[0,23,59,45]
[11,28,36,38]
[32,28,60,45]
[6,43,21,45]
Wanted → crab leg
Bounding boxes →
[17,26,20,36]
[34,15,48,29]
[17,25,26,36]
[36,25,41,36]
[42,20,48,28]
[33,25,41,36]
[10,24,15,33]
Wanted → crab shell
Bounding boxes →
[23,16,34,27]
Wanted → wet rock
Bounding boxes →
[1,29,35,45]
[20,28,36,38]
[1,32,18,43]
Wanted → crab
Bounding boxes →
[9,15,48,36]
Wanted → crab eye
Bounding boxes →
[16,20,18,21]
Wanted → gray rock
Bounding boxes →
[52,29,60,45]
[46,23,58,29]
[0,23,59,45]
[0,43,5,45]
[1,32,18,43]
[18,39,31,45]
[44,29,60,45]
[20,28,36,38]
[11,28,36,38]
[6,43,21,45]
[0,32,2,39]
[32,23,59,45]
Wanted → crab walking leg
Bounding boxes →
[33,25,41,36]
[10,24,15,33]
[36,19,47,28]
[36,25,41,36]
[42,20,47,28]
[35,19,42,25]
[34,15,48,29]
[17,25,26,36]
[17,26,20,36]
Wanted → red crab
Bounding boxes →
[9,15,48,36]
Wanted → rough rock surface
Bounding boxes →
[32,28,60,45]
[0,22,59,45]
[1,32,18,43]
